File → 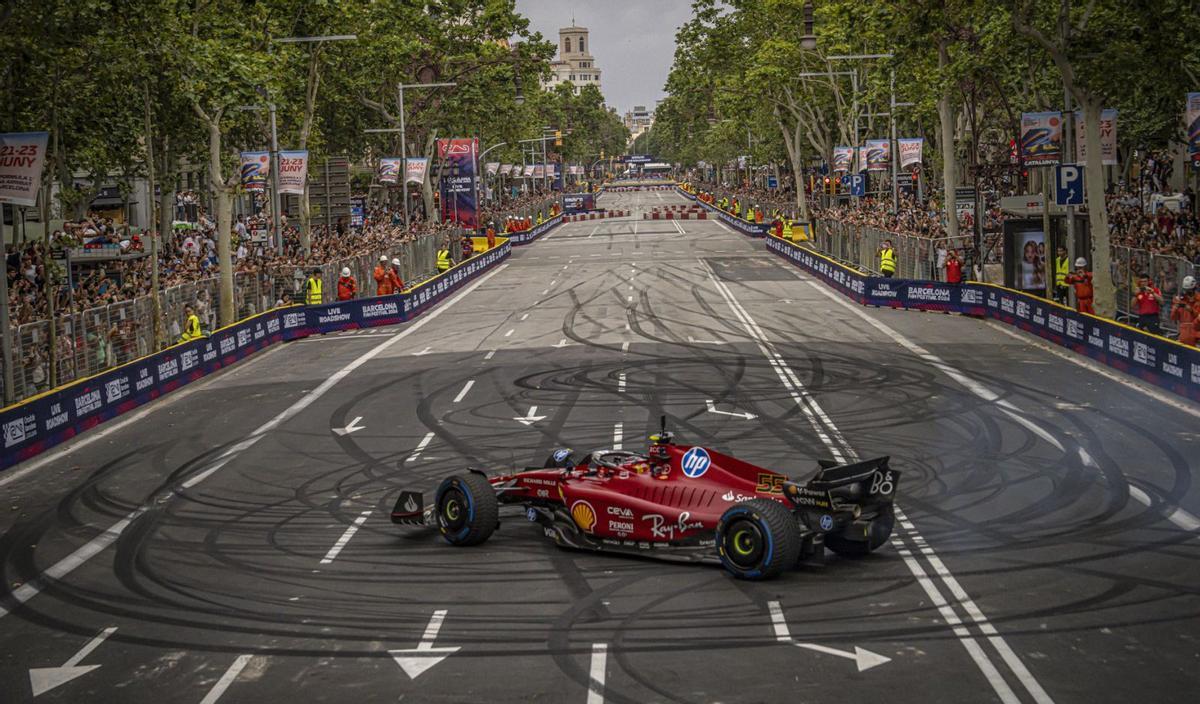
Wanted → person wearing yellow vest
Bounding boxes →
[304,269,324,305]
[1053,246,1070,305]
[782,220,794,241]
[879,240,897,278]
[437,247,451,272]
[179,304,203,343]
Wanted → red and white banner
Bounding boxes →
[485,162,500,175]
[277,150,308,195]
[405,157,429,185]
[1075,109,1118,166]
[523,165,536,177]
[0,132,50,206]
[898,138,923,169]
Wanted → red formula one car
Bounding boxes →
[391,421,899,580]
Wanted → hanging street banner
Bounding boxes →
[1074,109,1118,166]
[437,138,479,228]
[898,138,924,170]
[855,146,868,173]
[240,151,270,191]
[1020,112,1063,166]
[405,157,429,185]
[1187,93,1200,164]
[865,139,890,171]
[378,157,402,184]
[0,132,50,207]
[523,165,535,177]
[832,146,853,173]
[277,150,308,195]
[485,162,500,175]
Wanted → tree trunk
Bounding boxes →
[204,117,235,326]
[938,40,960,241]
[422,133,438,225]
[777,116,808,222]
[298,48,322,256]
[1082,99,1114,316]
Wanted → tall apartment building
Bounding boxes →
[624,105,654,143]
[544,23,602,94]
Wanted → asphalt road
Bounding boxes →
[2,187,1199,703]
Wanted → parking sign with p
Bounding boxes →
[1055,164,1084,206]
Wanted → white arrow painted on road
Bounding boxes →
[333,416,366,436]
[768,600,890,672]
[705,399,757,420]
[687,336,727,345]
[552,338,571,348]
[412,347,433,356]
[29,626,116,696]
[389,610,461,679]
[514,406,547,426]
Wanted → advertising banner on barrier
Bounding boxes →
[240,151,270,191]
[766,234,1200,404]
[1020,112,1063,166]
[865,140,890,171]
[832,147,853,174]
[0,131,50,206]
[898,138,924,169]
[693,197,770,237]
[278,150,308,195]
[1,239,515,471]
[563,193,596,213]
[1075,109,1118,166]
[379,157,402,184]
[506,214,563,245]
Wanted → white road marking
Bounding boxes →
[687,336,726,345]
[515,406,547,426]
[412,346,434,356]
[406,432,436,463]
[453,380,475,403]
[617,373,626,393]
[768,600,790,641]
[0,266,510,622]
[319,509,373,564]
[484,349,496,360]
[504,328,515,337]
[550,280,557,286]
[28,626,116,696]
[627,295,633,302]
[587,643,607,704]
[766,601,889,672]
[704,399,757,420]
[390,610,461,679]
[703,259,1050,704]
[520,313,529,321]
[332,416,365,436]
[199,654,254,704]
[621,341,630,353]
[541,289,549,295]
[612,423,623,451]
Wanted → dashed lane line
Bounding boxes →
[0,264,509,621]
[586,643,608,704]
[199,654,254,704]
[319,509,373,564]
[406,432,436,463]
[453,380,475,403]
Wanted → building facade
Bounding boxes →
[544,24,602,94]
[624,105,654,144]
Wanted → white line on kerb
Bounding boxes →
[700,259,1052,704]
[320,509,372,564]
[199,654,254,704]
[453,380,475,403]
[0,264,509,622]
[586,643,607,704]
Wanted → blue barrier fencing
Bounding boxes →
[505,214,563,245]
[767,234,1200,403]
[1,241,513,470]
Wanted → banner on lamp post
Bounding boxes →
[378,157,402,184]
[1074,109,1118,166]
[898,138,924,169]
[405,157,429,185]
[832,146,853,173]
[240,151,270,191]
[855,147,868,173]
[865,139,890,171]
[485,162,500,175]
[0,132,50,206]
[277,150,308,195]
[1185,93,1200,163]
[1019,112,1063,166]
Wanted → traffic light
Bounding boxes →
[554,130,563,147]
[600,148,605,159]
[823,176,832,194]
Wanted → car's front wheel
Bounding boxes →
[716,499,800,580]
[434,473,498,546]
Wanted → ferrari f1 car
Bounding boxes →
[391,420,899,580]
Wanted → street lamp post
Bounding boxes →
[387,82,457,230]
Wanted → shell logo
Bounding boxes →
[570,500,597,533]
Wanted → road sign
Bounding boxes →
[847,174,866,197]
[1055,164,1084,206]
[767,176,778,189]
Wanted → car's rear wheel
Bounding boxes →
[716,499,799,580]
[824,505,895,558]
[434,473,498,547]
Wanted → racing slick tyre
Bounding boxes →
[716,499,800,580]
[434,473,498,547]
[824,504,895,558]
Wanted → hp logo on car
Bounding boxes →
[681,447,711,478]
[819,514,833,531]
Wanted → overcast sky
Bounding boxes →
[514,0,697,117]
